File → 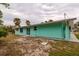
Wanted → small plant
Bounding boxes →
[0,28,8,37]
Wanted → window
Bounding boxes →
[34,26,37,31]
[20,28,23,33]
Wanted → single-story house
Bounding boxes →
[15,18,76,41]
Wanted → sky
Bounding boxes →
[0,3,79,26]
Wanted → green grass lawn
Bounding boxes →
[49,50,79,56]
[74,32,79,39]
[49,40,79,56]
[75,34,79,39]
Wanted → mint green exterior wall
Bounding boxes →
[15,22,71,40]
[64,23,70,40]
[30,22,70,40]
[15,28,27,36]
[61,22,70,40]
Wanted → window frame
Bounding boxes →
[20,27,23,33]
[34,26,37,31]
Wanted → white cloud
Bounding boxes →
[1,3,79,26]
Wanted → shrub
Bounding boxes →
[0,28,8,37]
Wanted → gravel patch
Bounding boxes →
[0,37,55,56]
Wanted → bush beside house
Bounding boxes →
[0,27,8,37]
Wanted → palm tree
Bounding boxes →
[48,19,53,22]
[26,20,30,26]
[45,21,47,23]
[13,18,21,28]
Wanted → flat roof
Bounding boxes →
[21,18,76,28]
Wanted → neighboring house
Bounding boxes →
[15,18,76,41]
[74,22,79,32]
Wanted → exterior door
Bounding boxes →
[27,28,30,35]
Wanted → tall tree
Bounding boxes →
[26,20,30,26]
[0,3,10,25]
[0,3,10,18]
[13,18,21,28]
[0,3,10,8]
[0,10,3,18]
[0,10,3,25]
[48,19,53,22]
